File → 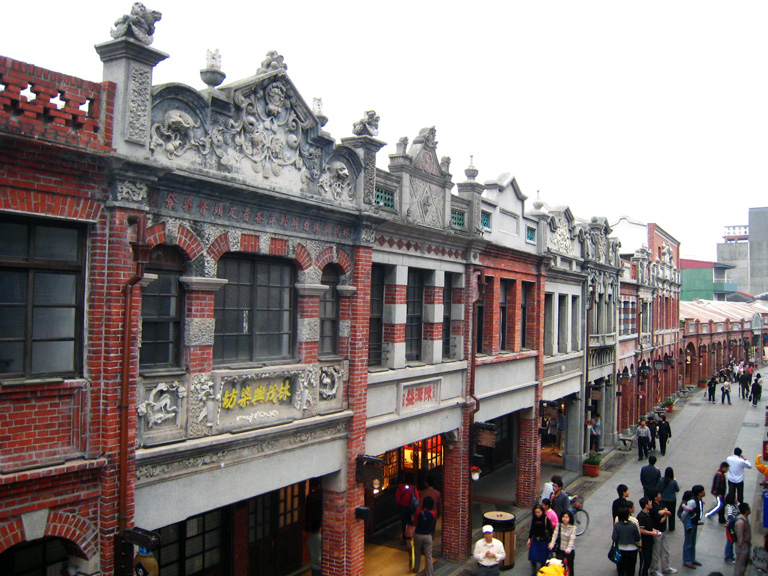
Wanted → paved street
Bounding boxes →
[500,390,766,576]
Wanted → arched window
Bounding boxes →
[214,255,296,364]
[319,265,340,356]
[140,245,185,370]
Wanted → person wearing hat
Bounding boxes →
[474,525,506,575]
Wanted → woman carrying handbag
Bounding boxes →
[528,504,554,575]
[549,511,577,575]
[612,507,641,576]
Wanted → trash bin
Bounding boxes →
[483,511,515,570]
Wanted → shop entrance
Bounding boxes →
[539,402,565,468]
[365,434,444,536]
[248,483,305,576]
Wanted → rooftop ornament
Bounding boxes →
[111,2,162,45]
[201,49,226,89]
[464,155,478,181]
[352,110,380,137]
[256,50,287,75]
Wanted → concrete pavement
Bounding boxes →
[440,387,767,576]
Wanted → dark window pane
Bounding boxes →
[34,273,76,305]
[32,340,74,373]
[0,222,28,259]
[0,342,23,374]
[0,271,27,304]
[33,307,75,339]
[0,306,25,338]
[35,226,79,261]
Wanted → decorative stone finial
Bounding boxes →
[464,155,478,181]
[352,110,380,136]
[313,98,328,127]
[201,49,226,88]
[533,190,544,210]
[395,137,409,155]
[440,156,451,173]
[256,50,287,75]
[414,126,438,149]
[110,3,162,45]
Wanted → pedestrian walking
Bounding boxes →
[704,462,729,523]
[636,420,652,461]
[681,485,705,569]
[474,525,506,576]
[613,484,631,521]
[412,496,436,576]
[395,473,419,544]
[723,493,737,563]
[638,497,660,576]
[542,498,559,530]
[648,417,658,453]
[419,475,442,522]
[657,468,680,532]
[707,376,718,404]
[591,414,602,452]
[733,503,752,576]
[550,476,570,519]
[721,379,732,405]
[751,374,762,407]
[612,507,641,576]
[527,504,554,576]
[739,370,750,400]
[657,415,672,456]
[726,447,752,504]
[641,456,662,500]
[549,510,577,576]
[649,488,677,575]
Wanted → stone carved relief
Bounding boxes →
[127,66,151,143]
[407,178,443,229]
[360,227,376,244]
[111,3,162,45]
[257,50,287,75]
[116,180,148,202]
[318,366,341,400]
[318,160,353,202]
[152,110,210,159]
[136,464,170,480]
[551,215,573,253]
[182,451,227,469]
[189,374,219,436]
[150,78,322,191]
[137,381,186,429]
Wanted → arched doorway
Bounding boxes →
[0,536,86,576]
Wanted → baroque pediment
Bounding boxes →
[148,53,359,203]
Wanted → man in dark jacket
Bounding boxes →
[550,475,570,519]
[705,462,729,523]
[640,456,661,499]
[657,414,672,456]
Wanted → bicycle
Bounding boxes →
[569,494,590,536]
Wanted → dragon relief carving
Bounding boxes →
[149,75,322,191]
[137,381,186,429]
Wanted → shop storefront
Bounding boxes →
[366,435,444,536]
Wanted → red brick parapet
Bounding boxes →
[0,56,115,152]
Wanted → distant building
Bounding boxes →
[717,207,768,297]
[680,259,737,301]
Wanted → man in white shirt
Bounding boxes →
[726,447,752,504]
[474,525,506,576]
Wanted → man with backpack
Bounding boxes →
[732,503,752,576]
[704,462,729,523]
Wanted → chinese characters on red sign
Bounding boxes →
[401,381,438,409]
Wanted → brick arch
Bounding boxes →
[0,517,25,555]
[145,222,167,247]
[206,232,231,262]
[314,247,352,275]
[0,191,102,223]
[176,225,204,260]
[294,244,313,271]
[45,511,97,560]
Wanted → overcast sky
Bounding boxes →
[3,1,766,260]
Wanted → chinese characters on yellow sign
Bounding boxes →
[221,377,292,410]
